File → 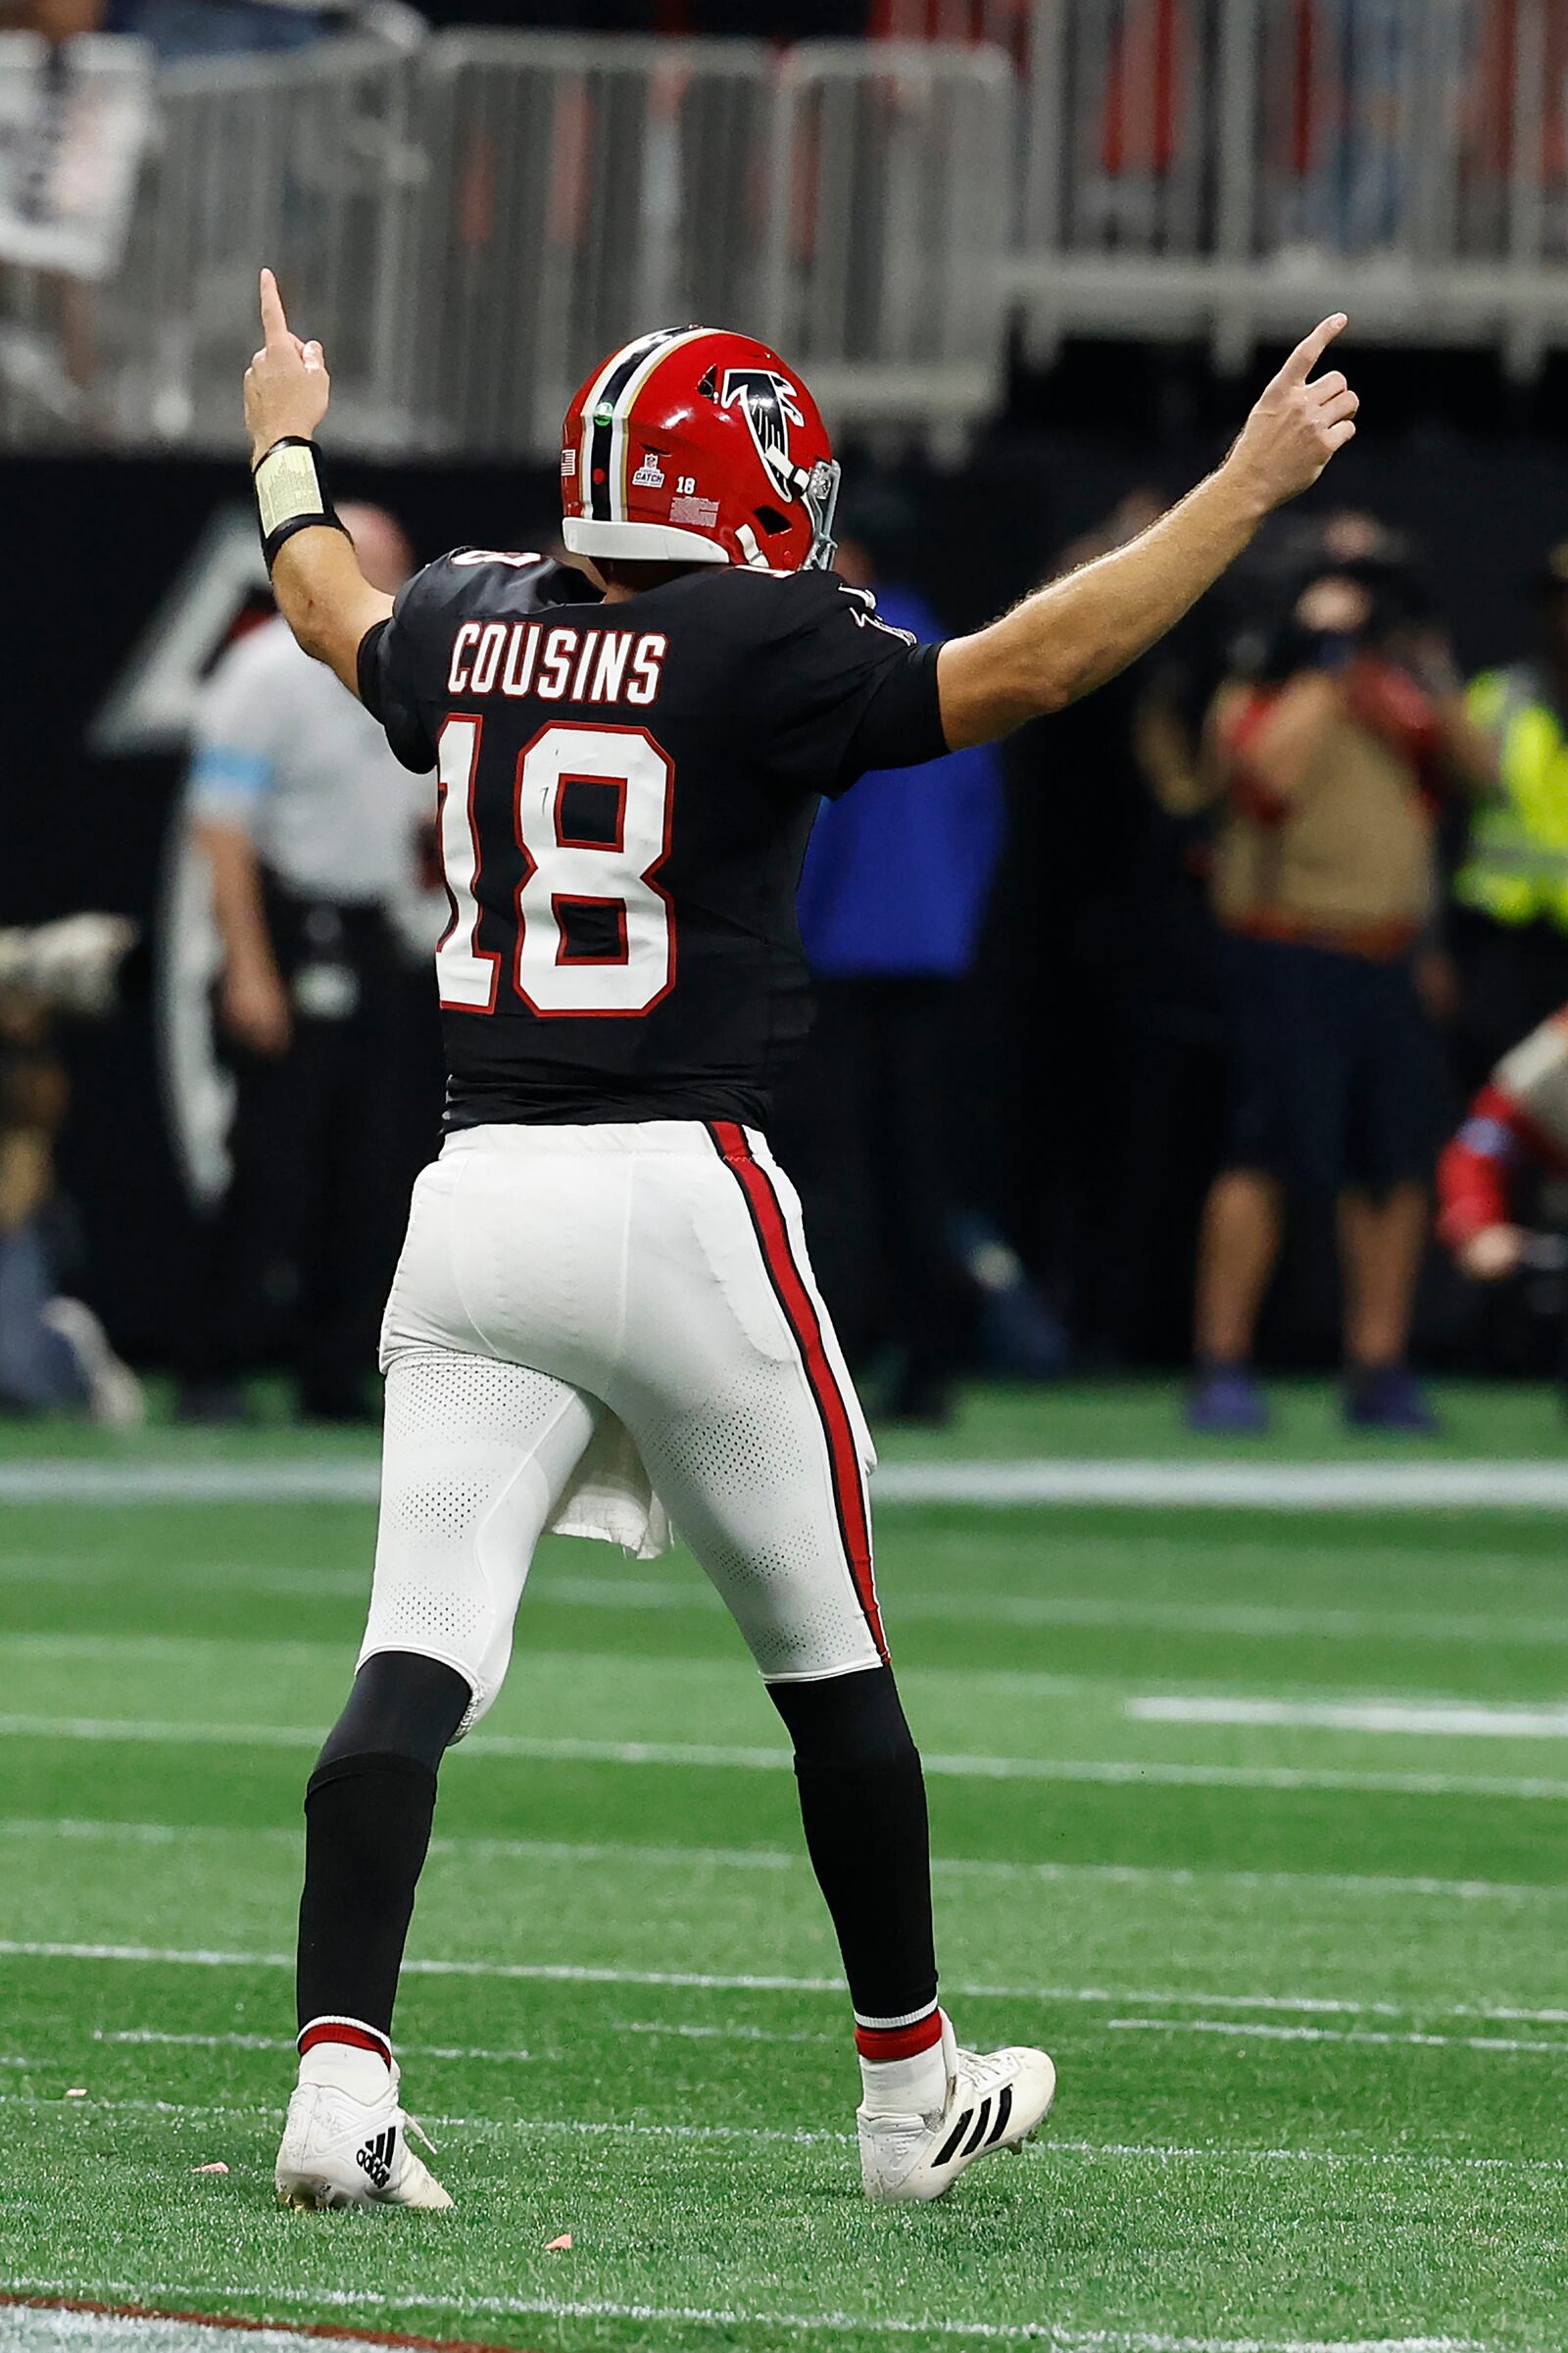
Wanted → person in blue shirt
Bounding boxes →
[778,486,1004,1422]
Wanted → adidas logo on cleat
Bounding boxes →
[933,2083,1014,2168]
[357,2126,396,2189]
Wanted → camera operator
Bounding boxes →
[1187,546,1495,1433]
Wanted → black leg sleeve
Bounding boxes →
[768,1664,938,2023]
[295,1652,471,2037]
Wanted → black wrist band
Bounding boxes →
[253,436,349,572]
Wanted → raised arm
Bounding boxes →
[243,269,391,694]
[937,317,1359,751]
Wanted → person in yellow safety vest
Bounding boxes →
[1452,544,1568,1081]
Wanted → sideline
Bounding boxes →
[1,1456,1568,1508]
[0,2294,1487,2353]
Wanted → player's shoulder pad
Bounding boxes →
[722,566,920,649]
[393,550,601,634]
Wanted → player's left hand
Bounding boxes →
[244,268,330,463]
[1227,315,1359,512]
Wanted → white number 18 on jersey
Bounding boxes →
[434,717,676,1018]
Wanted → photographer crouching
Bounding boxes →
[1187,543,1496,1433]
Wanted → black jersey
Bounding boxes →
[358,553,948,1127]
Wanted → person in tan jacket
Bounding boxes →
[1178,562,1494,1432]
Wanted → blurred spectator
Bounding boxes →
[178,505,442,1425]
[1180,557,1495,1434]
[772,485,1004,1423]
[0,0,152,408]
[1450,543,1568,1086]
[104,2,327,59]
[1438,1002,1568,1284]
[0,912,143,1422]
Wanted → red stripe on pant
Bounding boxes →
[709,1119,887,1663]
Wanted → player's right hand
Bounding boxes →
[1227,316,1359,511]
[221,960,292,1057]
[245,268,330,462]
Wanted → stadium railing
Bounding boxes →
[109,33,421,453]
[391,32,779,459]
[987,0,1568,379]
[8,5,1568,456]
[5,27,1015,458]
[764,40,1016,454]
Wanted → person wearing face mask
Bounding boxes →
[1184,559,1496,1434]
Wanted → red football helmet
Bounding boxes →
[561,325,840,575]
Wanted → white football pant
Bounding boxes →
[364,1121,885,1733]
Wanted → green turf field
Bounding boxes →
[3,1383,1568,2352]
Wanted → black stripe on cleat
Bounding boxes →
[986,2085,1014,2145]
[959,2097,994,2158]
[933,2109,973,2168]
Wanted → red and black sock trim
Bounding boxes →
[298,2016,392,2066]
[706,1119,886,1662]
[855,2003,943,2062]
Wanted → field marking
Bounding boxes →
[1130,1695,1568,1739]
[7,1936,1568,2033]
[524,1575,1568,1649]
[0,2286,1489,2353]
[21,2013,1553,2068]
[5,1451,1568,1509]
[6,1712,1568,1799]
[17,1632,1548,1717]
[86,2030,536,2063]
[13,1547,1568,1654]
[1105,2018,1568,2058]
[6,1814,1564,1908]
[15,1814,1563,1907]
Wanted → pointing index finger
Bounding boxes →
[259,267,291,350]
[1284,313,1349,384]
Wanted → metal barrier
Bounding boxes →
[391,33,1014,456]
[393,33,777,457]
[0,27,1016,458]
[104,36,419,452]
[763,41,1016,445]
[10,10,1568,457]
[1004,0,1568,376]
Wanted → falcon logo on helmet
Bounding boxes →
[719,367,807,496]
[561,326,840,576]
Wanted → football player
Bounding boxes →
[245,270,1357,2209]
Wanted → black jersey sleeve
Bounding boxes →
[356,557,462,774]
[754,573,949,799]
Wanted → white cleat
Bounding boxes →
[859,2014,1056,2203]
[275,2066,453,2210]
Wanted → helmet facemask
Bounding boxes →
[800,457,842,572]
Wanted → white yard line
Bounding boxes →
[1104,2018,1568,2057]
[1129,1695,1568,1739]
[3,1452,1568,1508]
[85,2030,536,2063]
[5,1713,1568,1797]
[19,2013,1553,2067]
[8,1814,1559,1906]
[5,1936,1568,2032]
[8,1551,1568,1653]
[543,1577,1568,1647]
[0,2285,1489,2352]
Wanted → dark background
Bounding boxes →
[15,346,1568,1367]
